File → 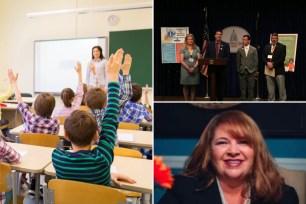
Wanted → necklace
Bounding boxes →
[188,49,193,57]
[216,177,251,204]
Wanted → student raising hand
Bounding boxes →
[145,84,149,94]
[121,54,132,75]
[106,48,124,82]
[8,69,18,84]
[75,61,83,82]
[75,61,82,73]
[8,69,23,103]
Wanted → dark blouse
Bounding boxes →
[158,174,299,204]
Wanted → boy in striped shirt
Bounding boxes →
[52,48,123,186]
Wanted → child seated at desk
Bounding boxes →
[85,53,133,138]
[52,49,129,186]
[8,70,60,135]
[8,69,60,200]
[119,83,152,124]
[0,137,21,203]
[52,62,83,117]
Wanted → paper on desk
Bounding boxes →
[16,150,27,157]
[111,165,118,173]
[117,133,134,142]
[3,103,15,108]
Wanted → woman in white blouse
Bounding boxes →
[86,45,108,89]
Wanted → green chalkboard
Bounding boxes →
[109,29,152,87]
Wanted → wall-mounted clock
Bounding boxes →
[108,15,119,26]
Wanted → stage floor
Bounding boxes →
[154,96,267,102]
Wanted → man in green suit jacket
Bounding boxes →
[236,34,258,101]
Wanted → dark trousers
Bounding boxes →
[239,70,255,100]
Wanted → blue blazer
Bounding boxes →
[205,40,230,60]
[158,174,298,204]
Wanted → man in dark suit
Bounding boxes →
[236,35,258,100]
[205,30,230,101]
[262,33,287,101]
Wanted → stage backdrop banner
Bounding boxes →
[222,26,249,53]
[277,34,298,72]
[161,27,189,63]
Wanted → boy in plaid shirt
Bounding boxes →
[8,68,60,200]
[119,83,152,124]
[8,69,60,135]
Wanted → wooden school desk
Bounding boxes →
[4,97,36,104]
[10,125,153,149]
[8,143,54,204]
[44,156,152,194]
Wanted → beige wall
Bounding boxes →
[0,0,153,105]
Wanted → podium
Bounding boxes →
[198,58,228,101]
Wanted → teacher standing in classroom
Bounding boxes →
[180,34,201,101]
[86,45,108,89]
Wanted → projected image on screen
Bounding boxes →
[34,37,107,94]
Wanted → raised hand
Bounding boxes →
[106,48,124,82]
[75,61,82,73]
[75,61,83,82]
[115,48,124,65]
[121,54,132,75]
[8,69,22,103]
[8,69,18,84]
[145,84,149,94]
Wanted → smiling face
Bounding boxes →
[93,48,101,60]
[211,124,254,182]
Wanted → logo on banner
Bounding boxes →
[222,26,249,53]
[161,27,189,63]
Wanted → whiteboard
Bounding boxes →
[34,37,107,94]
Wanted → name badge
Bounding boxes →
[268,55,272,59]
[189,58,194,62]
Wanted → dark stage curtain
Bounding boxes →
[154,0,306,100]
